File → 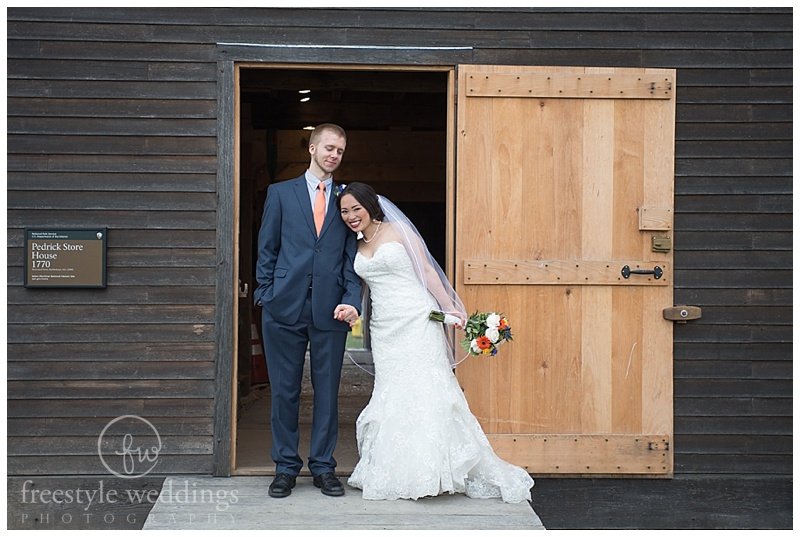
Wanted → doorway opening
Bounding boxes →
[234,66,450,474]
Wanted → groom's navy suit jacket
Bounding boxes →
[254,175,361,329]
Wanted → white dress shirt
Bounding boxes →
[304,170,332,212]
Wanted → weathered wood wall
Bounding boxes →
[7,8,791,479]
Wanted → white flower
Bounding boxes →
[485,327,500,343]
[470,339,481,354]
[485,313,501,328]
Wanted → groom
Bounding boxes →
[254,123,362,498]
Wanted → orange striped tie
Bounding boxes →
[313,182,326,236]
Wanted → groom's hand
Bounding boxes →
[333,304,358,326]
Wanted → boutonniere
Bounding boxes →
[333,184,346,197]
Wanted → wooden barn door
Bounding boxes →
[455,65,676,476]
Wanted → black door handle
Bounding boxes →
[621,265,663,280]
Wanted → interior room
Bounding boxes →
[234,67,449,473]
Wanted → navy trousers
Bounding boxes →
[261,290,347,476]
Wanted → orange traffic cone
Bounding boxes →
[250,322,269,385]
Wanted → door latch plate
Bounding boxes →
[652,235,672,253]
[663,305,702,322]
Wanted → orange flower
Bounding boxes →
[476,336,492,350]
[498,318,508,330]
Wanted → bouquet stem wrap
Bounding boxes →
[429,310,463,326]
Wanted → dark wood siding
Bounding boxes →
[7,7,791,478]
[6,8,220,475]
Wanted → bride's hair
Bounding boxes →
[337,182,385,221]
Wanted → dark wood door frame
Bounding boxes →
[213,44,470,475]
[214,59,236,475]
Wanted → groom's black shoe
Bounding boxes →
[313,472,345,497]
[268,473,296,498]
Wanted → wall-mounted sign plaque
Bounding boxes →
[24,229,107,288]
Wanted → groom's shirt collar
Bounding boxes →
[304,170,333,206]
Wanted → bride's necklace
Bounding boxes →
[362,220,383,243]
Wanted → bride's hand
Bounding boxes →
[334,304,358,324]
[442,313,465,330]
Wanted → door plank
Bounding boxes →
[580,287,613,432]
[641,70,676,451]
[465,72,674,100]
[463,259,670,285]
[579,86,616,434]
[611,287,644,433]
[489,434,671,474]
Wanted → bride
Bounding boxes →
[335,182,534,503]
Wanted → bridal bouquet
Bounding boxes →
[429,310,513,357]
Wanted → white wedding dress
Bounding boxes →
[348,241,534,503]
